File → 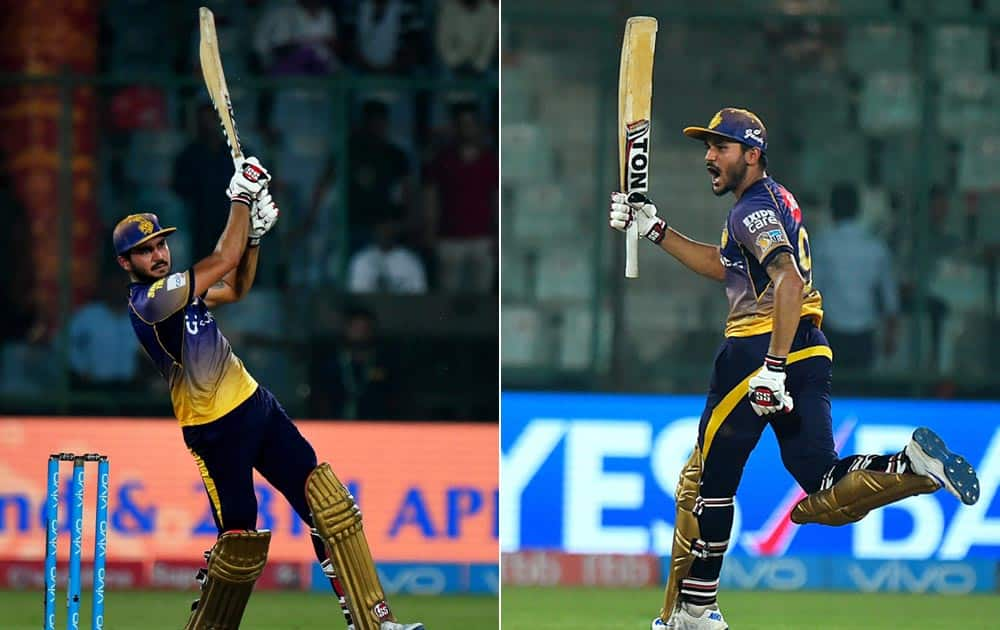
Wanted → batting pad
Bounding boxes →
[791,470,939,526]
[306,462,394,630]
[659,444,703,621]
[184,529,271,630]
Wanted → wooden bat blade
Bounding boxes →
[618,16,657,279]
[199,7,243,164]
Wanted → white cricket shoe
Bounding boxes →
[380,622,424,630]
[651,603,728,630]
[906,427,980,506]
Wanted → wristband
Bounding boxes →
[764,353,786,372]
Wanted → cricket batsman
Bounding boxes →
[608,108,981,630]
[114,157,424,630]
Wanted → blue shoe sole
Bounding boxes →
[913,427,980,505]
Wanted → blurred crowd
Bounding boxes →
[501,4,1000,397]
[0,0,498,420]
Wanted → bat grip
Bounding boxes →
[625,222,639,278]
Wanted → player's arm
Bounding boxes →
[204,188,279,307]
[764,250,805,358]
[204,245,259,308]
[609,192,725,281]
[744,249,803,417]
[192,200,251,302]
[194,158,271,306]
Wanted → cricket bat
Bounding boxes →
[199,7,244,166]
[618,16,657,279]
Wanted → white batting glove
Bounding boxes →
[748,355,794,416]
[609,192,667,243]
[226,156,270,206]
[248,189,280,246]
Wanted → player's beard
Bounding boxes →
[714,159,749,197]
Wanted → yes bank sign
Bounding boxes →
[501,392,1000,560]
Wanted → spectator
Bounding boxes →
[423,101,498,293]
[354,0,425,73]
[172,103,233,259]
[253,0,342,75]
[811,182,899,370]
[310,306,400,419]
[348,99,414,250]
[68,274,141,391]
[348,220,427,293]
[436,0,498,76]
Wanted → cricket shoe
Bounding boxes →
[380,622,424,630]
[906,427,980,506]
[651,603,728,630]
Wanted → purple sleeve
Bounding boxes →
[132,271,193,323]
[730,205,793,267]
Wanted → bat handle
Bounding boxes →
[625,222,639,278]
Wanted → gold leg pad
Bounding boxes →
[306,462,393,630]
[184,529,271,630]
[659,444,703,621]
[791,470,940,526]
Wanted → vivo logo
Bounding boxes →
[723,557,808,590]
[378,567,449,595]
[848,561,978,594]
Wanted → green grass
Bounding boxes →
[502,587,1000,630]
[3,589,497,630]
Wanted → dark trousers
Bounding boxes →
[681,319,904,606]
[182,386,326,563]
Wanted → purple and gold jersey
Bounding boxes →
[128,270,258,427]
[720,176,823,337]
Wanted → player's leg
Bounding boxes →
[181,395,267,629]
[656,339,767,630]
[252,387,423,630]
[775,324,979,526]
[247,389,357,628]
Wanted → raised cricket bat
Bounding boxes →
[618,16,657,279]
[199,7,244,166]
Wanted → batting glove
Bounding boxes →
[248,189,280,246]
[609,192,667,244]
[748,355,794,416]
[226,156,270,206]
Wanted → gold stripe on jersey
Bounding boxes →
[170,352,258,427]
[703,344,834,459]
[191,450,224,526]
[725,290,824,337]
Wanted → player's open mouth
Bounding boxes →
[707,164,721,185]
[153,263,167,271]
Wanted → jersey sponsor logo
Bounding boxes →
[755,229,787,251]
[625,120,650,192]
[742,209,779,233]
[146,278,165,298]
[166,273,186,291]
[184,311,214,335]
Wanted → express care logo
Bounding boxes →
[501,407,1000,560]
[625,120,650,192]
